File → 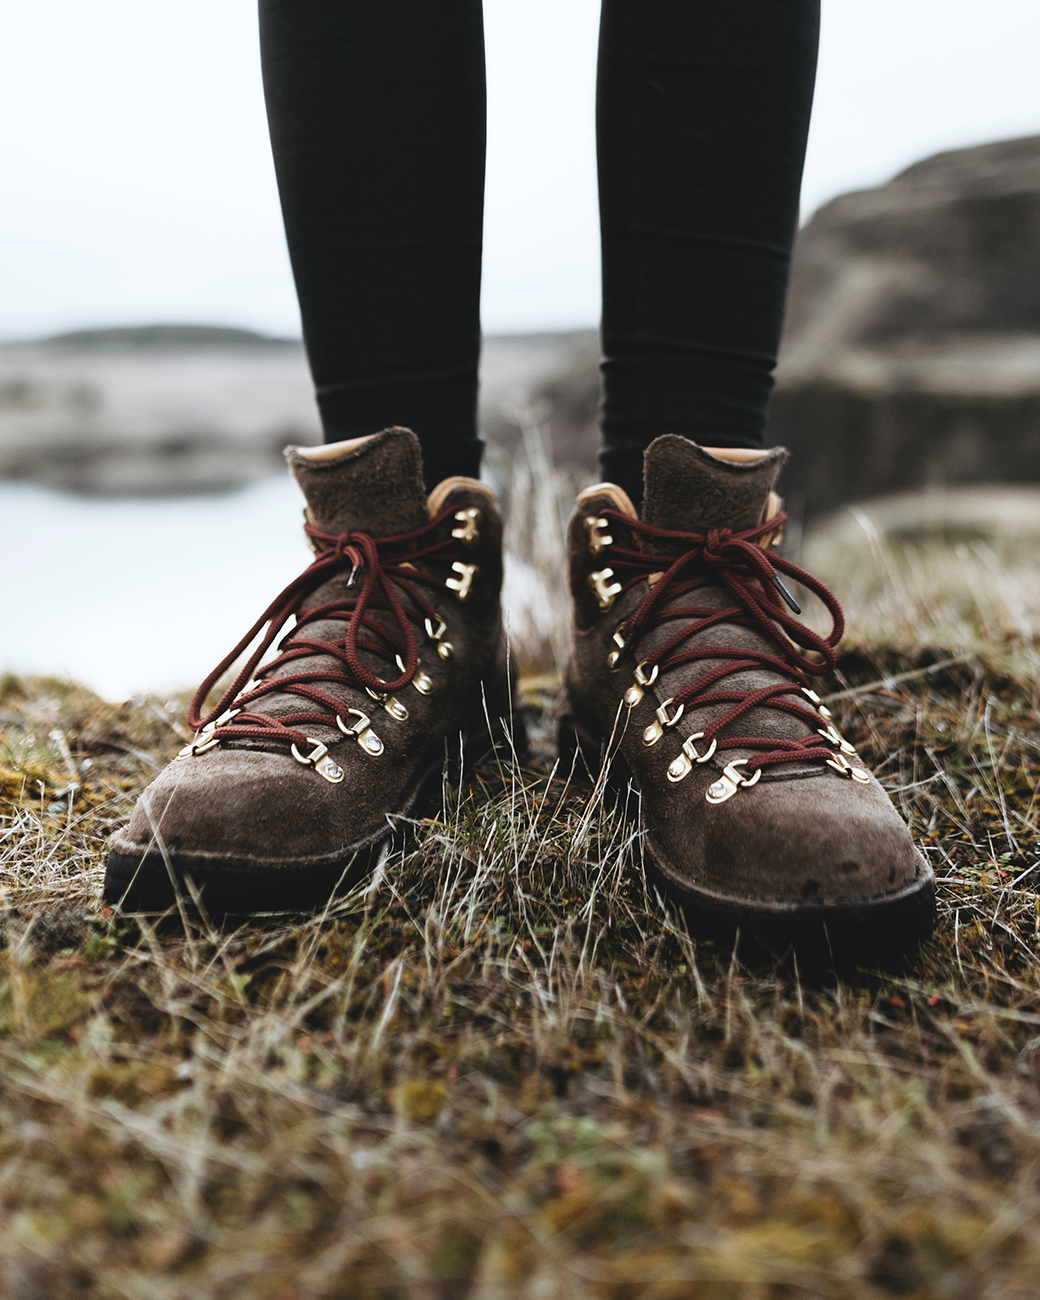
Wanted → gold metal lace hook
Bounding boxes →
[666,732,718,783]
[706,759,761,805]
[642,697,685,747]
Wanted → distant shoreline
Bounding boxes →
[0,322,599,352]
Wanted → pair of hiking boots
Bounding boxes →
[106,427,935,946]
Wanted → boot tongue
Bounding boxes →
[641,435,788,537]
[285,426,429,537]
[639,437,812,769]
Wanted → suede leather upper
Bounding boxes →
[561,435,933,914]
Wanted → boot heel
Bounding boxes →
[557,690,608,780]
[558,690,637,792]
[461,679,528,768]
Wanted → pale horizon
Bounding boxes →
[3,0,1040,342]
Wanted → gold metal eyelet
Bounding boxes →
[315,756,345,782]
[802,685,833,720]
[589,567,622,612]
[451,507,481,547]
[818,724,856,756]
[666,752,691,782]
[446,561,478,602]
[584,515,613,556]
[199,707,241,735]
[365,686,409,722]
[607,622,628,670]
[396,654,433,694]
[826,753,870,783]
[177,730,222,759]
[642,697,685,747]
[624,660,659,708]
[666,731,717,783]
[424,616,454,660]
[181,711,233,754]
[706,759,761,805]
[337,709,385,756]
[290,738,347,783]
[634,661,659,687]
[291,738,327,765]
[686,732,718,764]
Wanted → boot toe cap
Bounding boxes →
[112,746,395,870]
[647,769,930,912]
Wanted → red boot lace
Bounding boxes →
[185,507,463,751]
[598,508,850,776]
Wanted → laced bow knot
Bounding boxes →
[701,526,741,566]
[185,506,461,750]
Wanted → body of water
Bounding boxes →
[1,476,308,700]
[0,473,560,700]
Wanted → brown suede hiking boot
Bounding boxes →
[558,436,934,949]
[106,427,518,914]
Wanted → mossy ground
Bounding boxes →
[3,616,1040,1300]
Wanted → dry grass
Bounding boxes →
[4,461,1040,1297]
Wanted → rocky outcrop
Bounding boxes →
[767,135,1040,519]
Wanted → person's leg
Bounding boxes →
[596,0,820,509]
[259,0,487,489]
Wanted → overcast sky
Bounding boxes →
[3,0,1040,341]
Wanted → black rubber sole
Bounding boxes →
[104,835,389,917]
[644,843,936,960]
[558,707,936,956]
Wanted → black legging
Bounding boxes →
[259,1,819,508]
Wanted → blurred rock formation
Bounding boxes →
[769,134,1040,520]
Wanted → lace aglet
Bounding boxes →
[770,574,801,614]
[346,562,361,589]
